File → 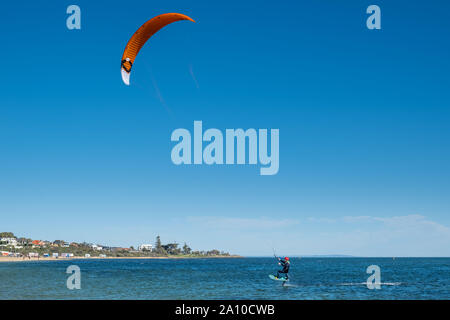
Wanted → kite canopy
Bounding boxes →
[121,13,195,85]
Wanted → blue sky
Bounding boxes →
[1,1,450,256]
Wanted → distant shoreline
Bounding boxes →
[0,255,242,263]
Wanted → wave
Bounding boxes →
[339,282,402,286]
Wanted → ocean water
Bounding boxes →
[0,257,449,299]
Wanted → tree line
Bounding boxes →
[1,232,231,257]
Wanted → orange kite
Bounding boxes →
[121,13,195,85]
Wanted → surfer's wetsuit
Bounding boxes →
[276,258,290,279]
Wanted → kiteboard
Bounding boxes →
[269,274,288,282]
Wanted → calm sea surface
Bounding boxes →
[0,257,449,299]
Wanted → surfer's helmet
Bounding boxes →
[285,257,289,261]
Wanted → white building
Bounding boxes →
[91,244,103,251]
[138,244,153,252]
[0,237,17,247]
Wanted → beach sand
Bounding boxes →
[0,255,241,263]
[0,256,169,263]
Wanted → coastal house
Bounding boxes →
[52,253,59,258]
[91,244,103,251]
[0,237,18,247]
[138,244,153,252]
[85,254,91,258]
[31,240,45,247]
[16,238,30,246]
[52,240,67,247]
[1,251,10,256]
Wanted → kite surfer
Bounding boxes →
[275,256,290,280]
